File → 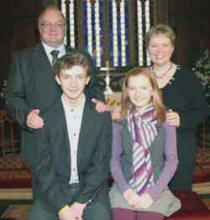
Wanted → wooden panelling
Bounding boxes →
[168,0,210,68]
[0,0,43,107]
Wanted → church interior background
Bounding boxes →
[0,0,210,209]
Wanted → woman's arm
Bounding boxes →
[177,71,209,131]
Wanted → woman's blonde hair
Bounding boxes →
[146,23,176,47]
[119,67,166,122]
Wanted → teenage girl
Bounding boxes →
[109,67,181,220]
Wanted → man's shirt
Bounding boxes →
[42,42,65,65]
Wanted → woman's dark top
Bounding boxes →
[161,67,209,134]
[161,67,209,189]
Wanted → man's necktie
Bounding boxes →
[51,50,59,66]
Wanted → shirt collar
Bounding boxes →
[61,94,86,112]
[42,42,65,58]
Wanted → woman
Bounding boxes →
[110,67,181,220]
[146,24,209,190]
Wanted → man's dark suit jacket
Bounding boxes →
[5,43,104,165]
[34,97,112,214]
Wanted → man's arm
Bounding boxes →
[74,113,112,203]
[6,52,45,130]
[5,52,32,128]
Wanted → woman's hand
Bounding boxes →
[111,106,121,120]
[166,109,180,127]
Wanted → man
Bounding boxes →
[5,4,104,166]
[31,52,112,220]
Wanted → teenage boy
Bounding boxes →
[29,52,112,220]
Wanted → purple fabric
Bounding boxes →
[112,208,164,220]
[110,122,178,201]
[110,122,131,193]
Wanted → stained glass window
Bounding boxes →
[59,0,153,67]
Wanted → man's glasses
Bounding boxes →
[40,23,65,29]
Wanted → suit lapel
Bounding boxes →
[77,100,93,163]
[33,43,53,73]
[57,98,91,175]
[56,99,71,170]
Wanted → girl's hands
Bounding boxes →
[123,189,154,209]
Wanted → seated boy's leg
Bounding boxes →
[83,200,111,220]
[27,199,58,220]
[83,182,111,220]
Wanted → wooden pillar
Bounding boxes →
[153,0,168,24]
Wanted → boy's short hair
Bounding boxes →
[54,52,91,78]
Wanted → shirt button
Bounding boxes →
[73,133,76,136]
